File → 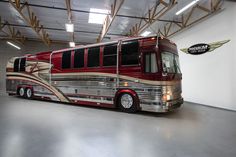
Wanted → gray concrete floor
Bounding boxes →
[0,96,235,157]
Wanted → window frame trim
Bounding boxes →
[102,44,118,67]
[61,51,72,69]
[73,48,85,69]
[87,46,100,68]
[161,51,181,74]
[121,40,140,66]
[144,52,158,73]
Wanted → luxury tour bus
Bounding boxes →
[6,36,183,113]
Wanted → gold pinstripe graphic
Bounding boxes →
[7,72,70,103]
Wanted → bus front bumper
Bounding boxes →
[140,98,183,113]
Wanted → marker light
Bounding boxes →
[162,93,171,101]
[124,82,128,87]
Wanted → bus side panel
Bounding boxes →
[6,79,59,101]
[6,57,69,102]
[50,72,182,111]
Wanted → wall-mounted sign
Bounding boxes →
[180,40,230,55]
[187,43,210,55]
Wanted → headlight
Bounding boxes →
[162,93,172,101]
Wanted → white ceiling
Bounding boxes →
[0,0,225,45]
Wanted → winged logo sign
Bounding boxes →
[180,40,230,55]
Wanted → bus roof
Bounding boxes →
[35,51,52,56]
[51,35,159,54]
[34,35,175,56]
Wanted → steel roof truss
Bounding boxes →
[129,0,177,36]
[0,16,25,44]
[158,0,223,38]
[8,0,51,46]
[97,0,124,42]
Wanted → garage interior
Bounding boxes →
[0,0,236,157]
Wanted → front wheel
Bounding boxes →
[118,93,138,113]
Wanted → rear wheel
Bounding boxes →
[19,87,25,97]
[26,88,33,99]
[118,93,137,113]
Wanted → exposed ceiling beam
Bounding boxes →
[65,0,72,22]
[0,0,181,22]
[196,4,211,13]
[25,38,91,45]
[0,16,25,44]
[8,0,51,46]
[1,23,125,36]
[97,0,124,42]
[158,0,223,38]
[129,0,177,36]
[0,36,92,45]
[65,0,75,43]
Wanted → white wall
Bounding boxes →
[171,1,236,111]
[0,41,66,96]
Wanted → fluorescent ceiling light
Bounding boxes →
[69,42,75,47]
[6,41,21,50]
[65,23,74,32]
[141,31,151,37]
[88,8,109,24]
[176,0,200,15]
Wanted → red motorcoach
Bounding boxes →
[6,36,183,112]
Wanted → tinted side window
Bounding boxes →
[88,47,100,67]
[14,58,20,72]
[103,44,117,66]
[74,49,84,68]
[19,57,26,72]
[121,40,139,65]
[62,51,71,69]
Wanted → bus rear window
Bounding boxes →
[14,58,26,72]
[19,57,26,72]
[14,58,20,72]
[121,41,139,66]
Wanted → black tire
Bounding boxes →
[18,87,25,97]
[25,88,33,99]
[118,93,138,113]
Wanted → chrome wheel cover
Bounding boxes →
[19,88,24,96]
[121,94,133,108]
[26,89,32,98]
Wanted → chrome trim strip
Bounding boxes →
[52,72,180,86]
[140,98,183,112]
[34,93,59,101]
[69,97,113,104]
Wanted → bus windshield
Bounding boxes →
[161,51,181,73]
